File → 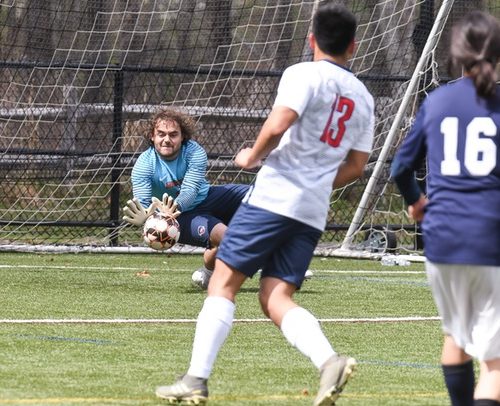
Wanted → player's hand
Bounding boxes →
[408,195,428,222]
[235,148,262,169]
[158,193,181,219]
[122,198,159,226]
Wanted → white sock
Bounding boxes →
[281,306,336,369]
[187,296,235,379]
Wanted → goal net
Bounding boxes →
[0,0,494,254]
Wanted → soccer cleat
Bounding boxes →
[313,355,356,406]
[191,267,213,290]
[156,374,208,404]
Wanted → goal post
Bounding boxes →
[336,0,455,260]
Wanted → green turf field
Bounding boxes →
[0,252,455,405]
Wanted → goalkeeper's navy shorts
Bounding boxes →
[176,184,249,248]
[216,202,321,289]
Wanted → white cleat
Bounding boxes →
[314,355,356,406]
[156,374,208,404]
[191,267,213,290]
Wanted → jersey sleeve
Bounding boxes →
[131,150,155,208]
[351,95,375,153]
[175,142,208,212]
[391,104,428,205]
[273,64,313,116]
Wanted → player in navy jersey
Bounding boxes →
[123,108,249,289]
[391,10,500,406]
[156,3,374,405]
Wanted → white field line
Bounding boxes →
[0,264,424,274]
[0,264,167,271]
[0,316,440,324]
[319,270,424,274]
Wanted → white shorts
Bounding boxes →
[426,260,500,361]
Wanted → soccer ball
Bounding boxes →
[143,212,180,251]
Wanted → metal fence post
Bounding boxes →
[109,70,124,246]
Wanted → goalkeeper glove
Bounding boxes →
[159,193,182,219]
[122,198,160,226]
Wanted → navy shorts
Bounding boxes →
[176,184,249,247]
[216,203,322,288]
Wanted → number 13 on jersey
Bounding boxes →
[320,95,355,147]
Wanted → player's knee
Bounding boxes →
[209,223,227,247]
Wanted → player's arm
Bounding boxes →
[123,153,158,226]
[390,106,428,221]
[235,106,298,169]
[333,149,369,189]
[236,63,307,169]
[391,156,428,222]
[131,153,154,207]
[174,142,208,211]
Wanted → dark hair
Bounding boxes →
[450,10,500,98]
[147,108,197,145]
[312,1,357,56]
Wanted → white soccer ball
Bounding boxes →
[143,212,180,251]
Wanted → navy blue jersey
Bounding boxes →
[392,77,500,266]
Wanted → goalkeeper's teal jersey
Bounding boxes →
[131,140,210,212]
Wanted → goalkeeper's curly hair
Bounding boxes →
[147,107,197,145]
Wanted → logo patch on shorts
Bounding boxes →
[197,225,206,237]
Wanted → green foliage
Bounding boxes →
[0,253,450,405]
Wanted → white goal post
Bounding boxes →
[0,0,491,256]
[334,0,455,260]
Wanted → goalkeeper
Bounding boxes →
[123,107,249,289]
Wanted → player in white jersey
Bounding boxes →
[155,2,374,405]
[248,56,373,230]
[392,11,500,406]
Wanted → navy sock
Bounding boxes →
[474,401,500,406]
[442,360,475,406]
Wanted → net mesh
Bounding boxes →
[0,0,496,254]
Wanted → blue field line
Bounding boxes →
[14,333,116,345]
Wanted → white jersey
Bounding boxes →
[246,60,374,230]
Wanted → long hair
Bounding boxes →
[450,10,500,98]
[146,108,197,145]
